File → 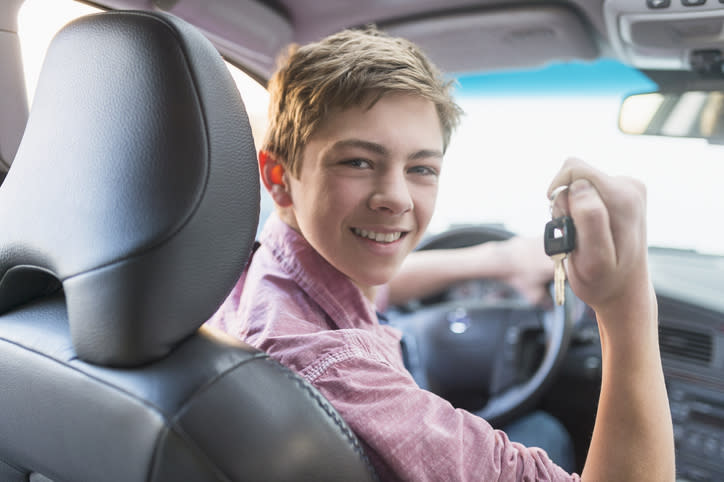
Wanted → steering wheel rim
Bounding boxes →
[398,225,575,428]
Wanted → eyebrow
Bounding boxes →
[330,138,443,161]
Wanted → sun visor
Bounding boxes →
[605,0,724,71]
[381,6,597,75]
[154,0,292,78]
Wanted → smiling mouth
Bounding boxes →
[351,227,405,243]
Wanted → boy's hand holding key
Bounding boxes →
[547,158,653,321]
[546,158,674,482]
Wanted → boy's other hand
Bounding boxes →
[495,236,554,307]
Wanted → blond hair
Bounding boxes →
[263,27,462,176]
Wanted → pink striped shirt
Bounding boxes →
[207,213,579,481]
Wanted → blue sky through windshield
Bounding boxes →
[456,59,658,97]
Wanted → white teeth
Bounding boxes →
[352,228,402,243]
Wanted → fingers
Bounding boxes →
[547,158,649,309]
[547,158,609,202]
[566,178,616,289]
[549,159,647,240]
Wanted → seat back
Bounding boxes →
[0,11,376,482]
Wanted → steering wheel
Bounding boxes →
[391,225,575,428]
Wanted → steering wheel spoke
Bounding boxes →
[489,307,545,396]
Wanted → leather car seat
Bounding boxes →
[0,10,377,482]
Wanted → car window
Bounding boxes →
[18,0,270,146]
[434,60,724,257]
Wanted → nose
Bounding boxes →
[368,169,413,215]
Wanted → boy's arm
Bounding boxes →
[550,158,674,481]
[387,235,554,306]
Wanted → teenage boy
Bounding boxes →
[208,28,674,481]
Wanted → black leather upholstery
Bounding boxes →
[0,11,376,482]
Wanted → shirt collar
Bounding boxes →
[260,212,379,330]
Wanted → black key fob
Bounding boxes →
[544,215,576,256]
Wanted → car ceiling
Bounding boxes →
[66,0,724,83]
[79,0,609,79]
[6,0,724,82]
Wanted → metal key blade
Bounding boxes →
[544,214,576,306]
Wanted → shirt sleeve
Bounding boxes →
[310,353,581,482]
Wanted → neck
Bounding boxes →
[357,284,378,304]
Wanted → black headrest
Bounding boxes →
[0,11,259,366]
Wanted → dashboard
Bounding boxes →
[391,233,724,478]
[649,248,724,482]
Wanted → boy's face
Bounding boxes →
[279,92,443,299]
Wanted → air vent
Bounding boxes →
[659,324,712,365]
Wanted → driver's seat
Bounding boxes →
[0,10,376,482]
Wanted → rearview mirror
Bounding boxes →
[619,90,724,144]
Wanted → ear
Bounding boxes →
[258,150,292,207]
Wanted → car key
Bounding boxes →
[544,187,576,305]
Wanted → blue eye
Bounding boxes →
[342,158,372,169]
[408,165,438,176]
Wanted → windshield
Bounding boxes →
[431,60,724,257]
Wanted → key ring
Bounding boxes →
[549,185,569,215]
